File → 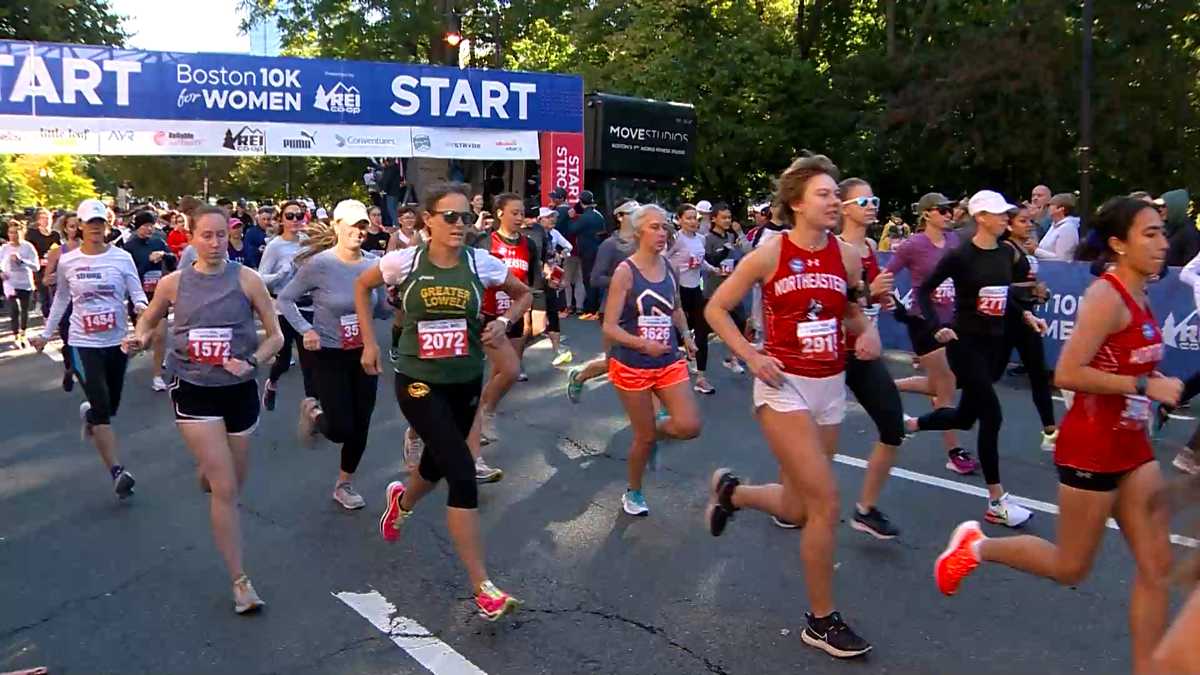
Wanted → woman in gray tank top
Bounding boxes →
[127,205,283,615]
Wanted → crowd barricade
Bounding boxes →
[876,254,1200,376]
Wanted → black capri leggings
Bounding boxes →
[917,333,1008,485]
[394,372,482,510]
[845,354,905,446]
[312,347,378,475]
[268,310,316,397]
[8,288,31,335]
[543,286,560,334]
[72,345,128,426]
[1005,314,1056,429]
[692,289,745,372]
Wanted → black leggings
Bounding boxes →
[59,304,72,373]
[1005,315,1056,429]
[846,354,905,446]
[693,291,745,372]
[8,288,30,335]
[313,347,378,474]
[72,345,128,425]
[918,333,1008,485]
[394,372,482,509]
[268,311,316,397]
[543,287,560,334]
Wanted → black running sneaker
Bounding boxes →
[706,468,740,537]
[1154,403,1173,434]
[62,369,74,392]
[851,507,899,540]
[801,611,872,659]
[262,382,277,412]
[114,470,136,500]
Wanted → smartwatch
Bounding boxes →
[1134,375,1148,397]
[245,354,259,368]
[497,316,511,328]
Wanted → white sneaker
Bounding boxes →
[404,429,424,471]
[151,376,168,392]
[79,401,92,442]
[332,482,366,510]
[551,350,574,366]
[297,397,320,446]
[722,357,745,374]
[1173,448,1199,475]
[1040,429,1058,453]
[480,411,499,446]
[475,457,503,483]
[984,493,1033,528]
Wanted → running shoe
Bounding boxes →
[1155,404,1174,434]
[851,507,898,540]
[622,489,649,516]
[579,312,599,321]
[332,482,366,510]
[517,371,528,382]
[705,469,741,536]
[551,349,574,366]
[475,457,504,483]
[1040,429,1058,453]
[262,381,277,412]
[945,447,979,475]
[475,580,521,621]
[113,469,136,500]
[801,611,872,659]
[772,516,801,529]
[722,357,745,374]
[79,401,92,442]
[1173,447,1199,475]
[233,574,265,614]
[151,376,168,392]
[62,369,73,392]
[566,367,584,404]
[985,493,1033,528]
[934,520,984,596]
[297,397,320,446]
[403,429,424,471]
[378,481,412,542]
[693,379,715,395]
[389,346,400,363]
[480,411,499,445]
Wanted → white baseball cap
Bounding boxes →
[332,199,369,224]
[537,207,555,219]
[967,190,1018,216]
[77,198,108,222]
[315,207,329,220]
[695,199,713,214]
[614,200,641,216]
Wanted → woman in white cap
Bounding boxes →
[537,206,573,364]
[904,190,1046,527]
[281,200,389,509]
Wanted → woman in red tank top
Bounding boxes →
[934,197,1182,674]
[700,154,880,659]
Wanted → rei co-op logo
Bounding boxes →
[223,126,265,153]
[314,82,361,114]
[1162,309,1200,351]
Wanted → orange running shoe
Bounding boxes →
[934,520,984,596]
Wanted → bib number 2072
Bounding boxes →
[417,319,468,359]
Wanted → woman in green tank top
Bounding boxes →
[353,182,532,622]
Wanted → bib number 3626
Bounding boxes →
[638,314,672,345]
[188,328,232,365]
[797,318,838,361]
[339,314,363,349]
[976,285,1008,317]
[417,319,468,359]
[81,311,117,335]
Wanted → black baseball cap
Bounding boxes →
[549,187,567,200]
[132,211,157,228]
[578,190,595,206]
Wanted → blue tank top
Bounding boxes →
[610,257,680,369]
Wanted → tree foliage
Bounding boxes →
[0,0,126,45]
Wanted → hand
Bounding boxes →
[878,293,896,310]
[482,320,507,347]
[222,358,254,378]
[29,335,47,352]
[1023,238,1038,254]
[361,343,381,375]
[934,327,958,344]
[302,329,320,351]
[1023,311,1048,336]
[149,251,164,263]
[747,352,787,388]
[121,334,145,354]
[731,220,743,233]
[853,326,882,360]
[1033,282,1050,303]
[639,338,671,358]
[1147,376,1184,407]
[683,337,698,361]
[868,270,894,300]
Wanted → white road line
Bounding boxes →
[333,589,487,675]
[831,453,1200,549]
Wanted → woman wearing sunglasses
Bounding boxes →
[258,200,317,412]
[356,182,531,622]
[884,192,978,476]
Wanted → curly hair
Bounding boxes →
[774,153,840,226]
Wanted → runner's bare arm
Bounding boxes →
[130,271,178,348]
[240,266,283,365]
[355,264,386,375]
[601,262,643,351]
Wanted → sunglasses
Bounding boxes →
[282,212,304,221]
[437,210,473,224]
[842,196,880,209]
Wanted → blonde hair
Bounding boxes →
[774,153,840,226]
[294,219,337,265]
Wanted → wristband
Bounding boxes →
[245,354,259,368]
[1135,375,1148,397]
[497,316,511,328]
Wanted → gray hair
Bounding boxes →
[629,203,668,238]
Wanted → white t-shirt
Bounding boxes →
[379,246,508,289]
[665,231,707,289]
[0,241,39,292]
[42,246,147,348]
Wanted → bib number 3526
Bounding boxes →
[797,318,838,361]
[417,319,468,359]
[188,328,232,365]
[339,314,363,349]
[638,314,672,345]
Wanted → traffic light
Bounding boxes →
[444,11,462,49]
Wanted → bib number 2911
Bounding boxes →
[417,319,468,359]
[797,318,838,361]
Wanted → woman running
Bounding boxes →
[127,205,282,613]
[2,220,39,347]
[665,203,715,394]
[258,200,316,412]
[45,211,81,391]
[703,155,879,659]
[885,193,977,474]
[905,190,1043,527]
[603,204,701,516]
[837,178,903,539]
[935,197,1179,674]
[356,182,531,621]
[1004,206,1058,450]
[282,200,388,510]
[227,218,249,266]
[33,199,147,499]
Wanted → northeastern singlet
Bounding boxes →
[1056,273,1163,473]
[482,230,530,316]
[762,234,849,377]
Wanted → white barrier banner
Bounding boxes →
[409,127,539,160]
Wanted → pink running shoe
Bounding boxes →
[378,481,411,542]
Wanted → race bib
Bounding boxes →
[417,319,468,359]
[687,255,702,270]
[187,328,232,365]
[933,279,956,304]
[720,259,735,275]
[863,306,880,323]
[976,285,1008,317]
[81,310,117,334]
[638,314,673,345]
[797,318,838,361]
[495,291,512,313]
[1118,394,1151,431]
[142,270,162,294]
[339,313,363,349]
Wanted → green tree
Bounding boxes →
[20,155,97,209]
[0,154,36,211]
[0,0,126,45]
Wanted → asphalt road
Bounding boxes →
[1,314,1197,675]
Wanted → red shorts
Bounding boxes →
[608,359,690,392]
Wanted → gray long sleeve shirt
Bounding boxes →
[277,249,389,349]
[589,233,637,290]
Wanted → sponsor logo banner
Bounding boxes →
[408,127,538,160]
[539,131,584,206]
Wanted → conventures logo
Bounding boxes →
[335,133,397,148]
[223,126,265,153]
[282,130,317,150]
